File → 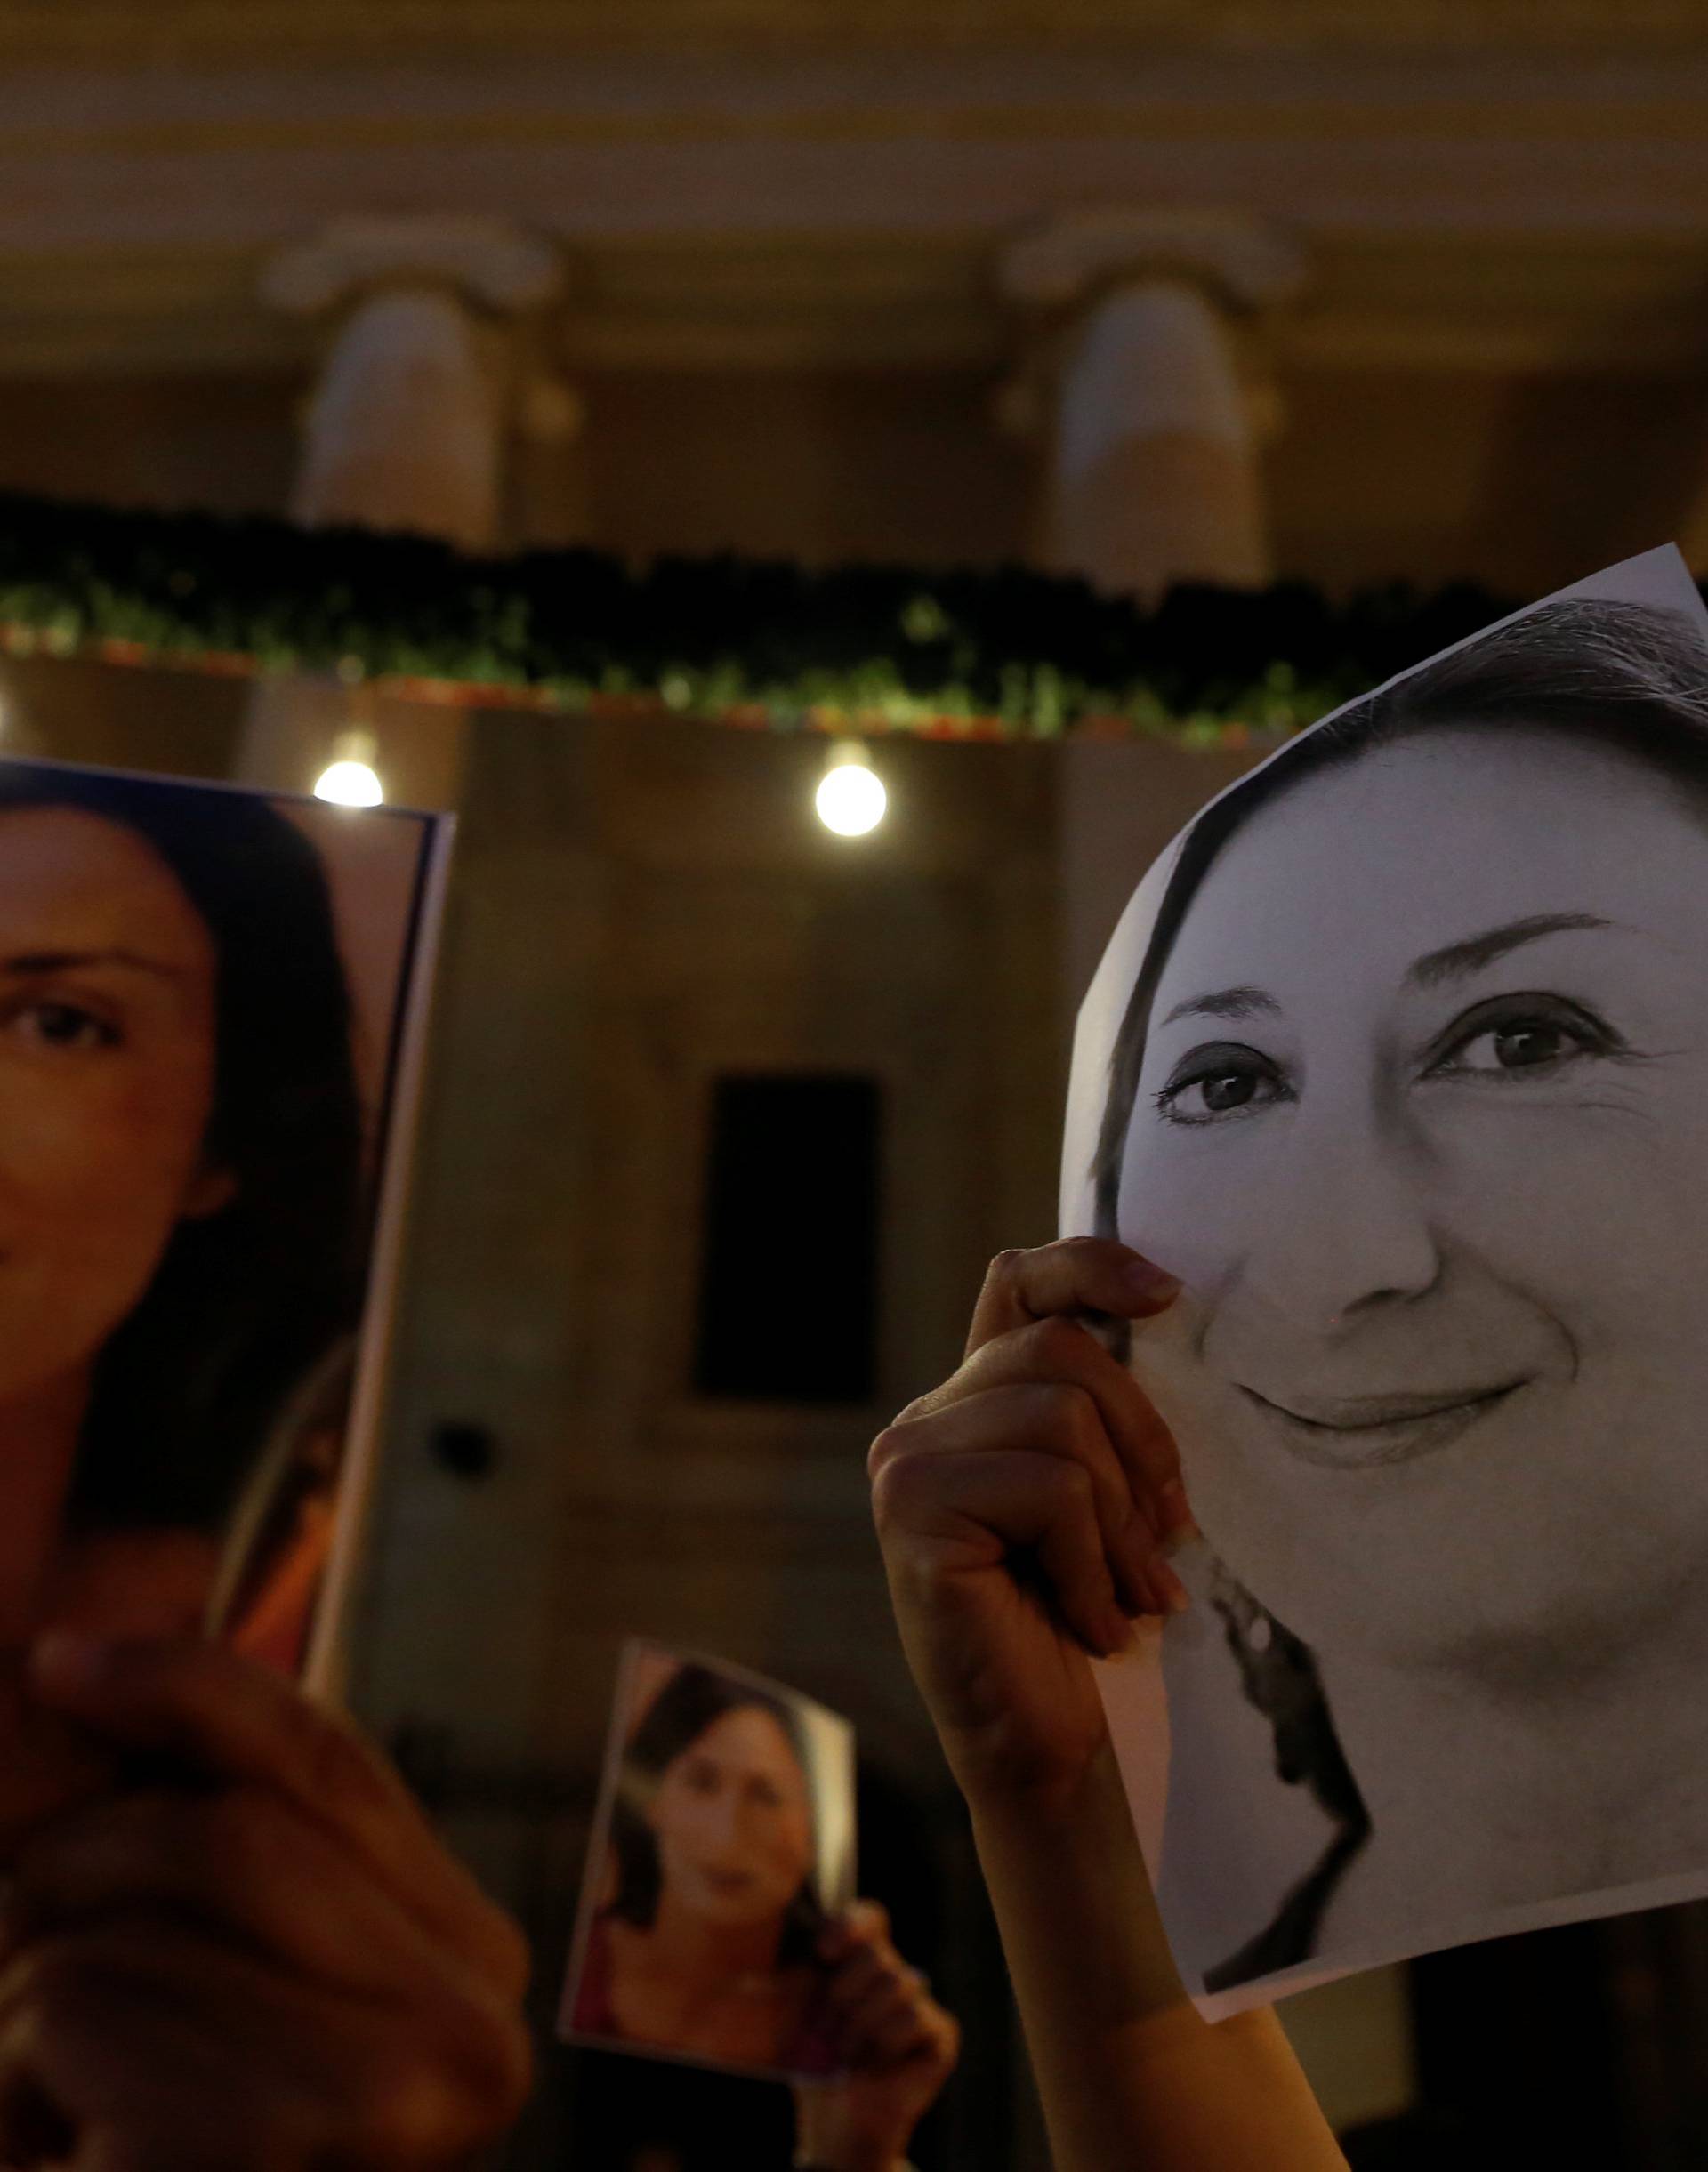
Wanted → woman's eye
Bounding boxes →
[1155,1044,1289,1126]
[1451,1023,1574,1072]
[1429,997,1618,1082]
[4,1000,119,1051]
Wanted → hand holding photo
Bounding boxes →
[0,752,447,1856]
[1061,544,1708,2007]
[560,1641,857,2082]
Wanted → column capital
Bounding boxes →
[259,215,563,319]
[999,208,1304,318]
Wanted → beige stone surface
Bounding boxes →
[2,2,1708,54]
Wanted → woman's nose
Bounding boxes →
[1236,1095,1442,1330]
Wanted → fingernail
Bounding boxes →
[1157,1563,1191,1615]
[1123,1257,1181,1306]
[1157,1480,1198,1541]
[27,1631,110,1693]
[1126,1563,1166,1619]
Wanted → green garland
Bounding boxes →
[0,490,1536,741]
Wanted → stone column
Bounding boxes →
[1000,209,1301,601]
[1003,213,1305,998]
[239,218,562,808]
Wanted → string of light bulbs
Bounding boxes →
[815,740,886,836]
[313,728,384,807]
[310,729,888,833]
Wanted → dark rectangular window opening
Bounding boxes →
[694,1073,881,1404]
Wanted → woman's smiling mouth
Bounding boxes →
[1237,1380,1528,1468]
[700,1866,757,1896]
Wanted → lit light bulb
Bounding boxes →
[313,728,383,808]
[815,741,886,837]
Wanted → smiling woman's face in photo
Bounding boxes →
[1120,728,1708,1672]
[0,806,234,1843]
[0,808,229,1431]
[646,1703,815,1932]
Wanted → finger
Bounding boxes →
[871,1385,1176,1621]
[966,1240,1179,1358]
[4,1789,475,2010]
[822,1933,907,2006]
[23,1640,527,2001]
[836,1966,923,2047]
[0,1654,117,1868]
[848,1992,940,2071]
[931,1246,1196,1549]
[816,1899,889,1965]
[914,1315,1186,1543]
[874,1444,1135,1657]
[0,1921,528,2172]
[824,1943,893,2015]
[840,1961,955,2074]
[884,2001,959,2076]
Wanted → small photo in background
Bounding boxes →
[560,1641,857,2084]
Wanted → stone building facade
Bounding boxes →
[7,4,1708,2162]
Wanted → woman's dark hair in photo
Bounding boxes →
[1087,596,1708,1983]
[607,1663,825,1963]
[0,765,367,1534]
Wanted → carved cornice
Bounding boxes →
[0,34,1704,378]
[2,2,1708,57]
[1001,210,1306,315]
[261,217,562,317]
[13,234,1708,383]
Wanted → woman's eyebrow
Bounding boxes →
[1406,913,1613,989]
[0,946,187,981]
[1158,984,1280,1029]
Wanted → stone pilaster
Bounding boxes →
[1000,209,1302,600]
[240,218,562,804]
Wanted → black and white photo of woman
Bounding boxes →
[1065,547,1708,1998]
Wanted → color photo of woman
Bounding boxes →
[561,1643,857,2081]
[0,752,445,1852]
[1061,545,1708,2007]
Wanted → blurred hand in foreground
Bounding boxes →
[0,1636,532,2170]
